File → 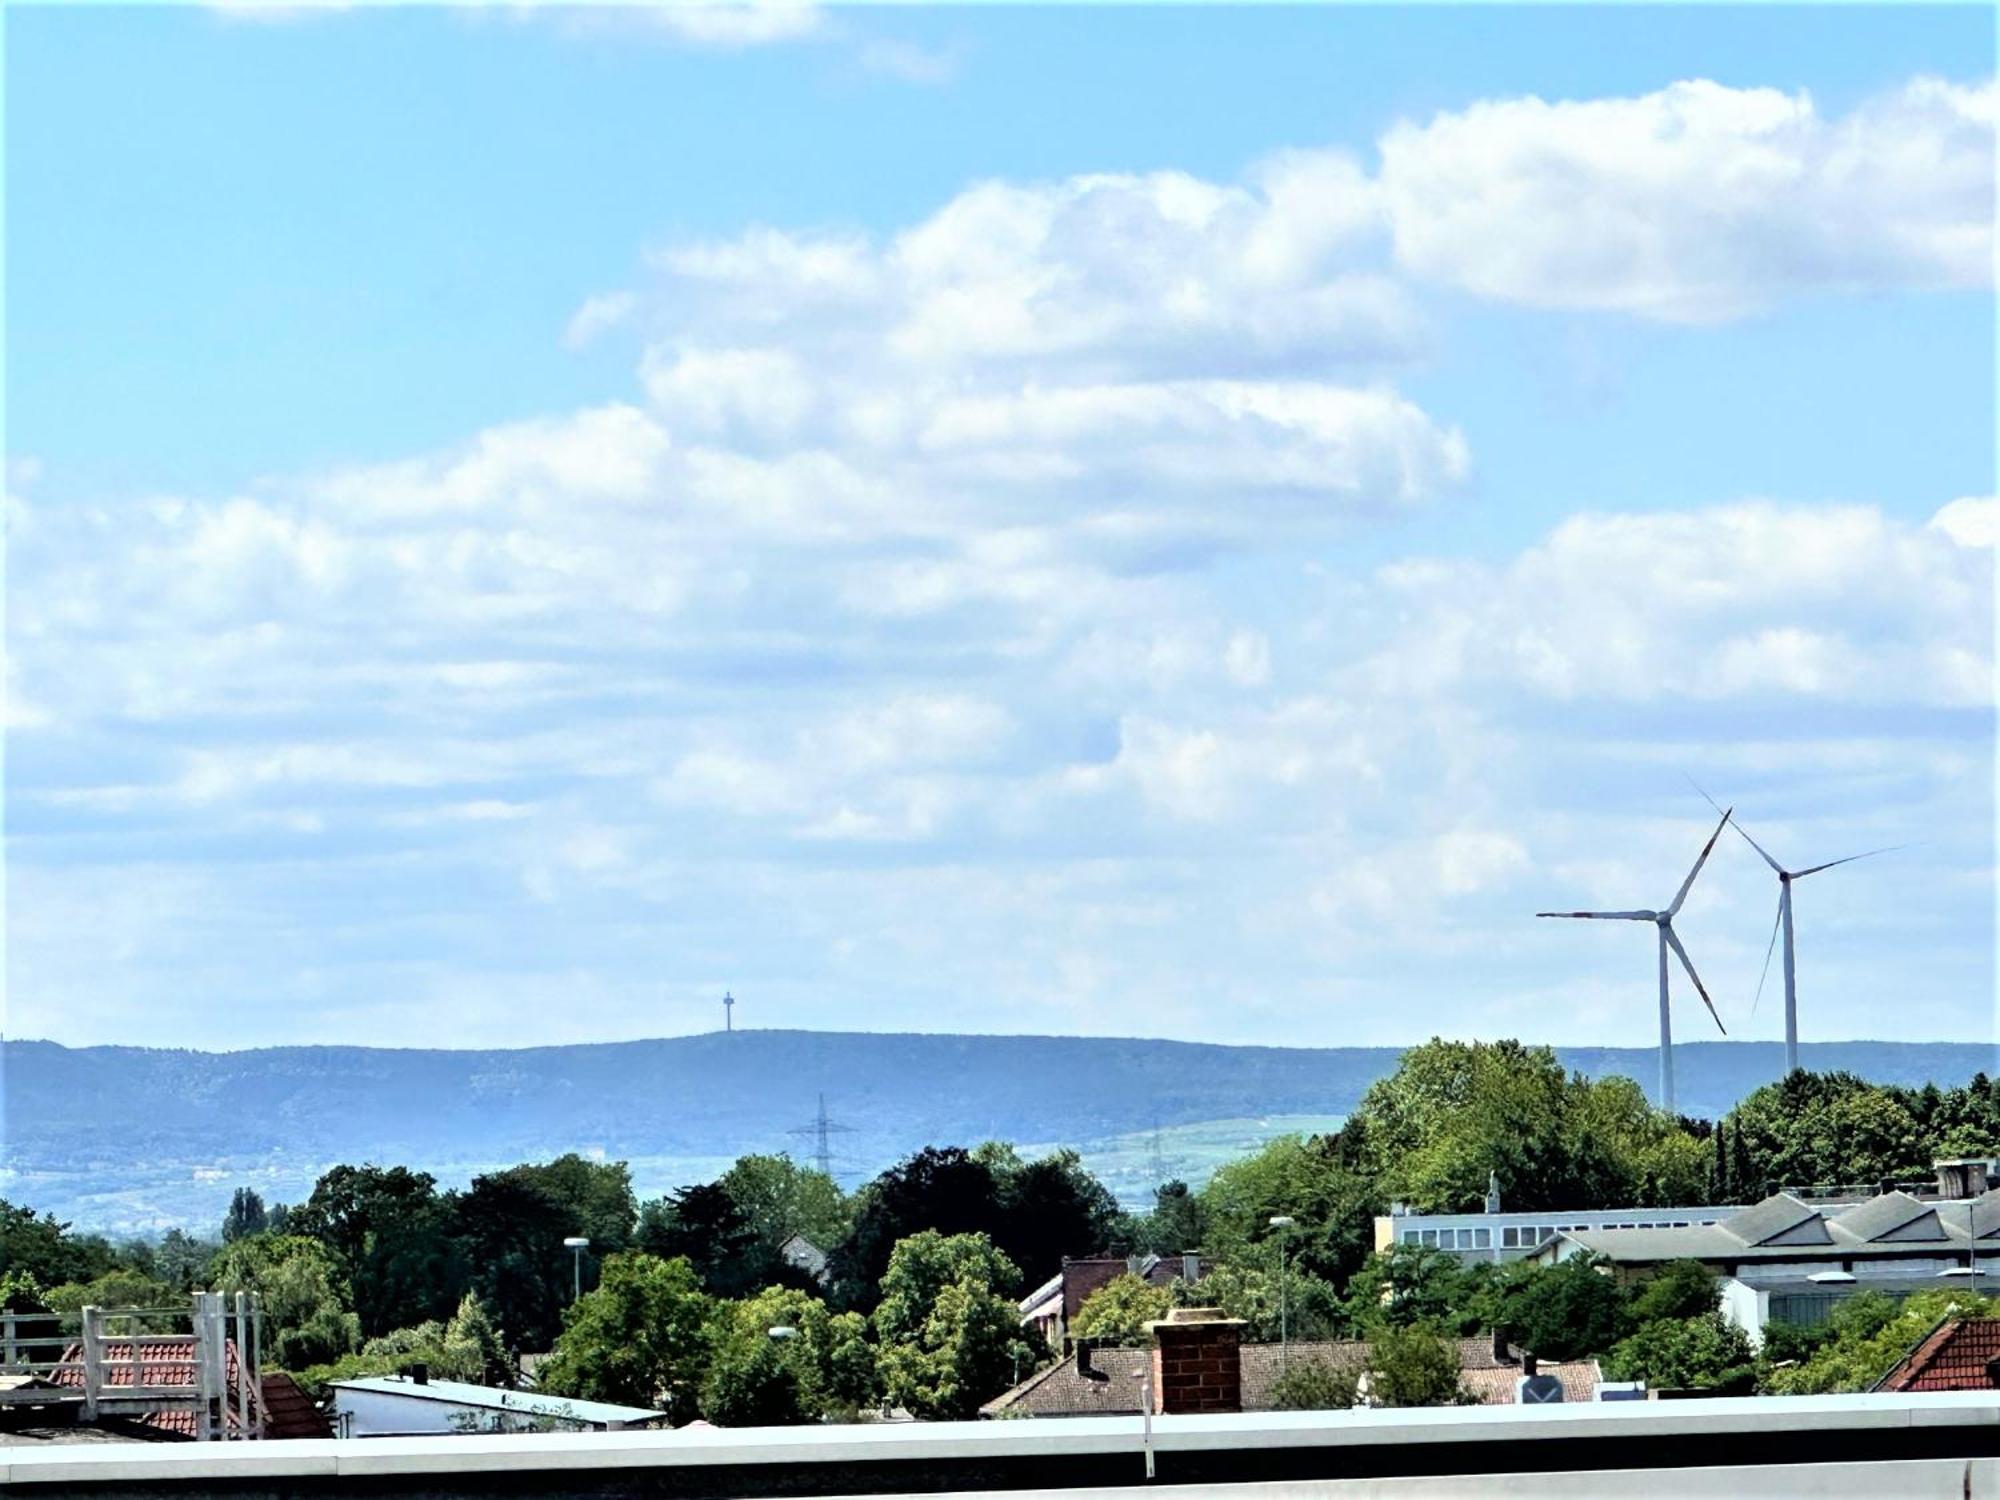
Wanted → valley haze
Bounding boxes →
[6,1030,1996,1234]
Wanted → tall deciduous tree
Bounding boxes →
[537,1253,713,1422]
[872,1231,1035,1420]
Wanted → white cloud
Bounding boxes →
[632,2,825,48]
[562,291,638,349]
[1359,499,1995,707]
[1380,76,1996,320]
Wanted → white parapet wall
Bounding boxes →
[6,1392,2000,1495]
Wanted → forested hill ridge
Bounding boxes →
[7,1031,1995,1232]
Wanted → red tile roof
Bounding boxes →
[1876,1317,2000,1392]
[258,1372,331,1439]
[51,1336,263,1439]
[982,1338,1598,1416]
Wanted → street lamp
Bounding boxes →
[1942,1194,1985,1280]
[767,1326,798,1342]
[1269,1216,1296,1372]
[563,1237,590,1301]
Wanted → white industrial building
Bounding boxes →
[329,1373,665,1437]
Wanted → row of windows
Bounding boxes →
[1401,1220,1702,1250]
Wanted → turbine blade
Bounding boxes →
[1669,807,1733,917]
[1749,891,1784,1018]
[1732,822,1787,876]
[1662,923,1727,1035]
[1684,772,1786,873]
[1683,773,1728,819]
[1536,910,1658,920]
[1791,844,1909,879]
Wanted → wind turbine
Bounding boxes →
[1538,808,1732,1118]
[1688,781,1902,1078]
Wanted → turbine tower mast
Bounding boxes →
[1688,779,1902,1077]
[1539,806,1732,1118]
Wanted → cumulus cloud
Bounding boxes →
[1359,500,1995,707]
[1379,76,1996,320]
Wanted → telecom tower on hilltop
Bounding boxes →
[789,1092,856,1179]
[723,990,735,1033]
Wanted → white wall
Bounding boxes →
[333,1387,586,1437]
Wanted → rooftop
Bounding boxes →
[328,1376,665,1427]
[1557,1187,2000,1265]
[980,1338,1597,1418]
[1875,1317,2000,1393]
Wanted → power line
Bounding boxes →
[787,1092,857,1179]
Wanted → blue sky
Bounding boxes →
[6,4,1995,1060]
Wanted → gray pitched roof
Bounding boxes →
[1560,1185,2000,1267]
[1720,1195,1823,1247]
[1833,1193,1945,1244]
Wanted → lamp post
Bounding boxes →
[768,1325,797,1342]
[1269,1215,1296,1372]
[563,1237,590,1302]
[1942,1195,1984,1281]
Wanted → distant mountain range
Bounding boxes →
[5,1032,1995,1233]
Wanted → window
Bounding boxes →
[1502,1228,1520,1248]
[1420,1229,1439,1247]
[1474,1228,1491,1248]
[1455,1228,1474,1248]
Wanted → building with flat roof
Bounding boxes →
[1534,1186,2000,1344]
[328,1374,665,1437]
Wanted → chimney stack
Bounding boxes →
[1938,1159,1991,1199]
[410,1362,428,1386]
[1143,1307,1245,1415]
[1075,1339,1095,1378]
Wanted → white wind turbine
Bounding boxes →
[1538,808,1733,1118]
[1688,780,1903,1078]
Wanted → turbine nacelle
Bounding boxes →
[1535,805,1733,1116]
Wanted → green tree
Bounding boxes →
[208,1234,359,1369]
[453,1171,575,1352]
[716,1154,851,1257]
[1763,1290,1996,1395]
[702,1286,877,1424]
[1352,1039,1701,1214]
[1365,1324,1467,1407]
[1268,1352,1362,1411]
[1341,1245,1488,1336]
[44,1271,180,1332]
[507,1154,638,1255]
[1604,1311,1755,1393]
[1481,1255,1629,1362]
[1628,1260,1720,1325]
[1178,1261,1343,1342]
[0,1200,118,1287]
[873,1231,1035,1420]
[1071,1274,1173,1345]
[1144,1181,1209,1256]
[1200,1132,1378,1293]
[639,1183,765,1298]
[829,1149,1004,1311]
[537,1253,713,1422]
[222,1188,270,1244]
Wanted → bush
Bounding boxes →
[1603,1312,1755,1394]
[1365,1323,1468,1407]
[1071,1275,1172,1346]
[1268,1353,1361,1411]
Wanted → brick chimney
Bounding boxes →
[1143,1307,1245,1415]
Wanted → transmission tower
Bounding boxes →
[788,1092,857,1179]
